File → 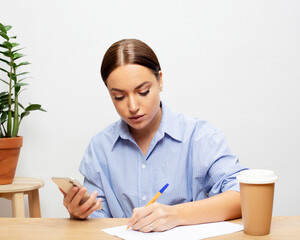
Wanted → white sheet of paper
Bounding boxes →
[102,221,243,240]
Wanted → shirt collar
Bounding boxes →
[111,102,183,150]
[111,119,132,150]
[158,102,182,142]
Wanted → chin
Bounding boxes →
[128,123,146,130]
[127,119,150,130]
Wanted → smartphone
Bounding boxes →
[52,177,102,209]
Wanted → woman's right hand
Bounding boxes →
[60,186,102,219]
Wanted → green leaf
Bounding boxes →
[0,99,9,106]
[25,104,42,111]
[17,61,30,67]
[0,107,8,114]
[0,112,7,124]
[0,101,9,106]
[0,67,9,74]
[0,100,8,106]
[0,100,9,108]
[16,72,29,77]
[11,43,19,48]
[21,111,30,119]
[0,104,8,112]
[13,52,24,60]
[12,82,29,88]
[0,23,6,33]
[0,44,8,49]
[0,58,10,65]
[0,94,8,100]
[0,78,9,85]
[0,32,9,40]
[0,51,11,57]
[0,97,8,103]
[12,47,24,53]
[15,87,20,94]
[3,41,12,48]
[11,36,17,39]
[0,99,9,105]
[18,102,25,109]
[0,92,8,97]
[8,73,17,81]
[4,25,12,32]
[0,103,8,108]
[0,99,9,107]
[0,93,9,98]
[18,77,30,82]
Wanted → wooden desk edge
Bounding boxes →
[0,216,299,240]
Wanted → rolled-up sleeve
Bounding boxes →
[82,177,111,218]
[197,131,248,198]
[79,140,112,218]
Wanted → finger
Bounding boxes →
[130,205,156,230]
[79,198,102,219]
[70,187,87,208]
[127,207,148,229]
[63,187,79,206]
[139,222,156,233]
[79,191,98,212]
[137,213,168,233]
[132,212,157,231]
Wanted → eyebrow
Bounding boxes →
[110,81,151,92]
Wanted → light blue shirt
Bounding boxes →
[79,103,247,218]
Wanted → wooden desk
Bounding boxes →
[0,177,44,218]
[0,216,298,239]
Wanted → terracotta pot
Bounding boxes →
[0,136,23,185]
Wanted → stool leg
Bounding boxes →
[28,189,41,217]
[12,192,25,218]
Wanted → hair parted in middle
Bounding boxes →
[100,39,161,85]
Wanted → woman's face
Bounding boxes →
[106,64,163,132]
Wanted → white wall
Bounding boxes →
[1,0,299,217]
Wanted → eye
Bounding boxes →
[114,96,125,101]
[139,89,150,96]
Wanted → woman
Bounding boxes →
[62,39,247,232]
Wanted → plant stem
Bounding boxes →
[12,66,19,137]
[7,47,13,137]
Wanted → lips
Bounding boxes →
[129,115,144,120]
[128,114,146,123]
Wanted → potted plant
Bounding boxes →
[0,22,45,184]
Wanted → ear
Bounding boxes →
[158,71,163,91]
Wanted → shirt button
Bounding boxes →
[142,195,146,201]
[142,164,146,169]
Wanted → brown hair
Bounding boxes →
[100,39,161,85]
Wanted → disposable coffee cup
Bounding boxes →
[237,169,278,236]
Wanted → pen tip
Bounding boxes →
[160,183,169,193]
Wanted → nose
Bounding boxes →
[128,95,139,113]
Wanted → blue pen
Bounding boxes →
[145,183,169,207]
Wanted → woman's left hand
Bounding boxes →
[127,203,179,232]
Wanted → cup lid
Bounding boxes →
[236,169,278,184]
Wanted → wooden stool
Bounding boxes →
[0,177,44,218]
